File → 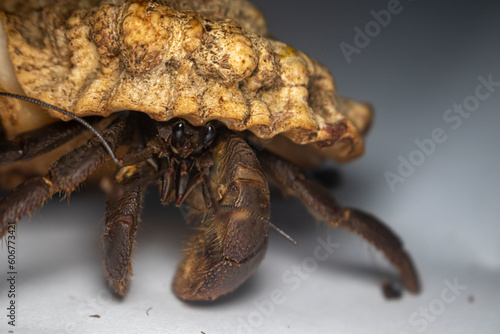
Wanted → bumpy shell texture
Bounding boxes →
[0,0,372,163]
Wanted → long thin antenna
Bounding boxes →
[219,205,298,246]
[267,221,298,246]
[0,92,120,165]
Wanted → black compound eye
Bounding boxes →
[204,123,216,144]
[173,121,185,142]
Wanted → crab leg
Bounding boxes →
[172,133,270,301]
[257,150,420,294]
[0,119,126,237]
[102,163,148,297]
[0,117,100,166]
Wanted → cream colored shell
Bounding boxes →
[0,0,372,164]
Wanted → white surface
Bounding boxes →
[1,1,500,333]
[1,193,499,334]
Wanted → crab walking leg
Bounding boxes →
[0,117,100,166]
[173,133,270,301]
[257,150,420,294]
[0,119,126,237]
[102,163,147,297]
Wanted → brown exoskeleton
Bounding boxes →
[0,94,419,301]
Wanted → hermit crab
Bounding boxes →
[0,0,419,301]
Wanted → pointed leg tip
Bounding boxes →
[107,279,129,298]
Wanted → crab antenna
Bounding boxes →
[219,205,298,246]
[0,92,121,165]
[267,221,298,246]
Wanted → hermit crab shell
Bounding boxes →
[0,0,372,167]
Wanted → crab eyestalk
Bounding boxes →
[156,118,217,207]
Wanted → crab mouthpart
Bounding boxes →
[175,159,192,207]
[159,157,196,207]
[160,166,175,205]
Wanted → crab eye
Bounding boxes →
[204,123,216,144]
[173,121,185,141]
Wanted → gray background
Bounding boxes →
[1,0,499,333]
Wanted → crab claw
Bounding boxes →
[172,210,268,301]
[172,132,270,301]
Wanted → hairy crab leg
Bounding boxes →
[172,132,270,301]
[0,117,101,166]
[0,119,126,237]
[102,162,149,297]
[257,150,420,294]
